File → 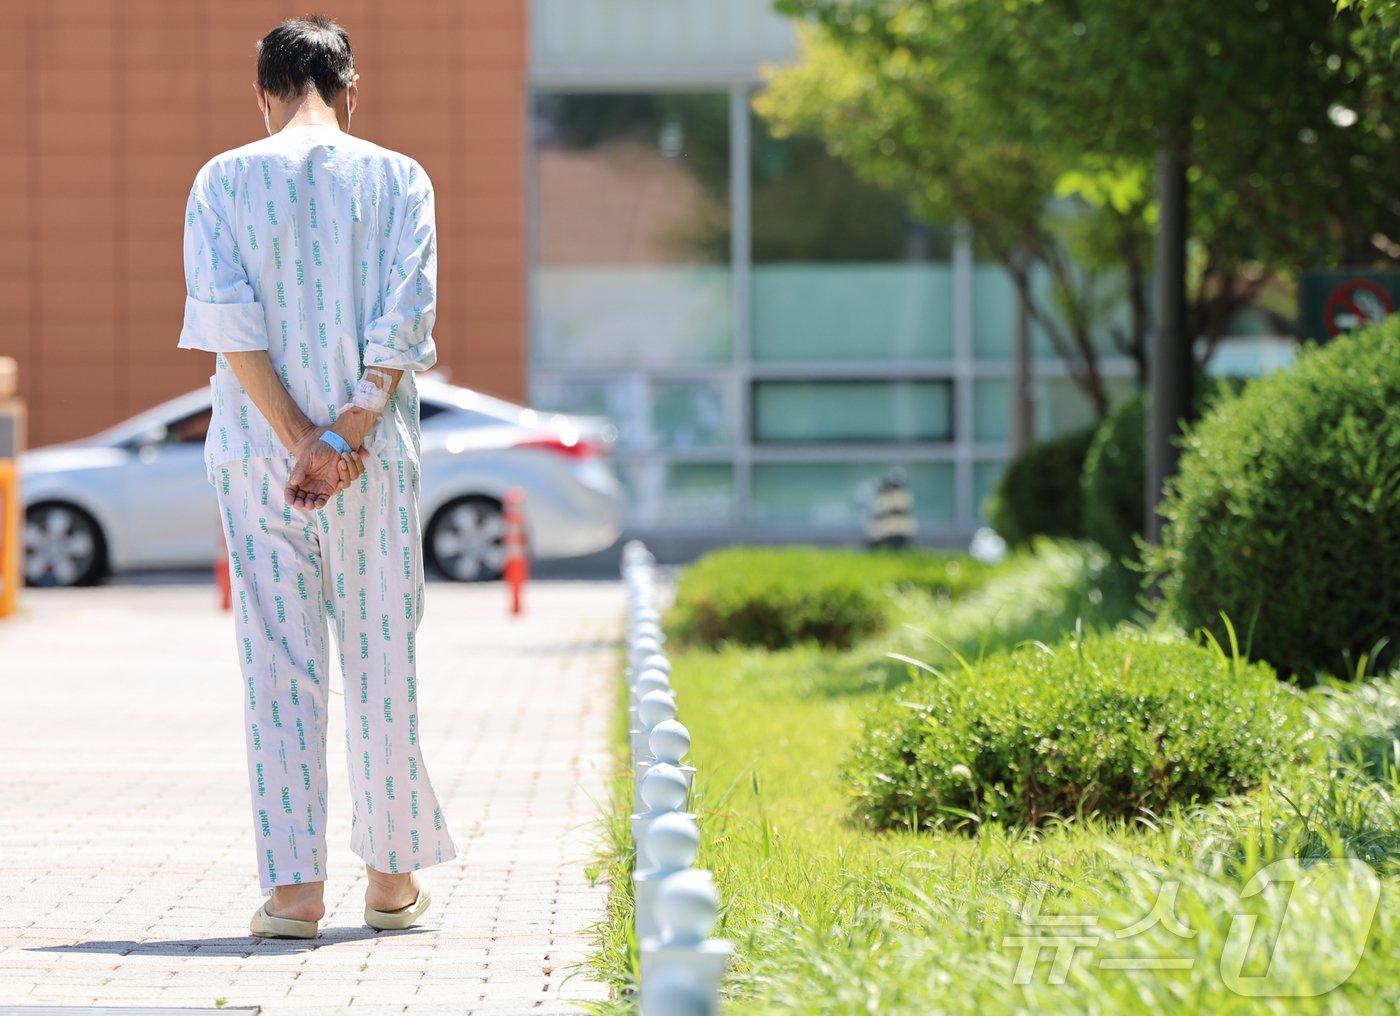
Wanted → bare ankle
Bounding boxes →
[366,865,413,883]
[364,867,419,910]
[267,882,326,921]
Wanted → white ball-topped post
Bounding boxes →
[637,689,677,730]
[630,634,664,673]
[648,719,690,765]
[634,669,672,700]
[632,762,691,870]
[641,869,733,1016]
[635,716,694,813]
[621,543,731,1016]
[638,652,672,676]
[634,811,701,940]
[630,667,674,750]
[632,689,678,804]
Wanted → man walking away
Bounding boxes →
[178,15,458,939]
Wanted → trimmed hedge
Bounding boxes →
[667,546,997,651]
[1081,391,1147,563]
[1149,319,1400,682]
[1080,380,1240,564]
[985,425,1097,547]
[846,628,1304,829]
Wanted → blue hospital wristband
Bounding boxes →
[319,430,354,455]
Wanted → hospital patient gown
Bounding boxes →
[179,123,457,891]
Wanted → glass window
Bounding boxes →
[750,461,955,528]
[753,380,951,444]
[618,460,736,529]
[753,265,953,362]
[972,375,1136,446]
[532,92,733,368]
[166,409,211,445]
[974,263,1136,363]
[532,266,732,367]
[749,119,953,363]
[972,378,1013,444]
[1033,376,1137,438]
[751,130,949,263]
[973,266,1017,361]
[532,376,731,452]
[973,459,1009,523]
[419,400,450,424]
[652,380,731,450]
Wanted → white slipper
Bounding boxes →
[365,882,432,930]
[250,900,319,939]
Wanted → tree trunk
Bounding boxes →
[1012,248,1034,453]
[1122,229,1150,386]
[1146,144,1194,546]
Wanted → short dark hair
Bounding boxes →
[256,15,354,104]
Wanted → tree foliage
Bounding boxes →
[1338,0,1400,31]
[762,0,1400,411]
[757,16,1148,416]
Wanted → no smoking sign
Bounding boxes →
[1323,278,1395,337]
[1301,272,1400,342]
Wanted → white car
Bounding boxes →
[21,375,623,585]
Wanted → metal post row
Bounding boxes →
[622,541,732,1015]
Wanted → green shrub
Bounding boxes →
[887,540,1142,668]
[1081,391,1146,562]
[846,628,1304,830]
[667,546,996,651]
[1081,380,1239,564]
[1148,319,1400,683]
[985,425,1096,547]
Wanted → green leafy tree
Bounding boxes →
[1337,0,1400,32]
[765,0,1400,412]
[757,19,1146,417]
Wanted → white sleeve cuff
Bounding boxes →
[178,297,269,352]
[362,336,438,372]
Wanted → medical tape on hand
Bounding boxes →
[350,366,394,412]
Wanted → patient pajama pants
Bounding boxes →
[214,456,458,891]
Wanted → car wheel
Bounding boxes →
[24,502,107,587]
[425,496,509,582]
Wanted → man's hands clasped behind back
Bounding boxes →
[286,427,366,510]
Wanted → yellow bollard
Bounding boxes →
[0,459,18,617]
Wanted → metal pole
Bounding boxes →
[952,225,975,530]
[729,85,753,537]
[1012,250,1033,454]
[1146,145,1192,546]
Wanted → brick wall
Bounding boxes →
[0,0,527,449]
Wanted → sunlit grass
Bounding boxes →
[586,544,1400,1013]
[687,646,1400,1013]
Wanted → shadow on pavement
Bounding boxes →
[29,926,431,956]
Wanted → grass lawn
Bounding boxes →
[584,543,1400,1014]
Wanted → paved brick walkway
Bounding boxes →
[0,579,622,1014]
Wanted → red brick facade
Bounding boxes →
[1,0,527,449]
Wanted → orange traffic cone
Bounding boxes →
[503,487,528,616]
